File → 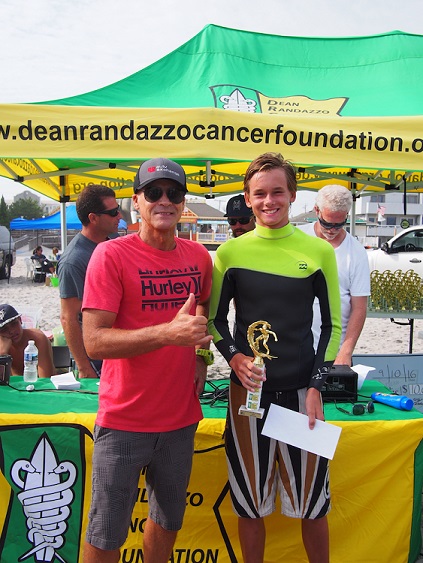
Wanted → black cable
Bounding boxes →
[328,389,373,402]
[5,382,99,394]
[200,381,229,407]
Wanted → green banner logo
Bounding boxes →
[0,424,90,562]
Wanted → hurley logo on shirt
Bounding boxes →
[139,265,202,312]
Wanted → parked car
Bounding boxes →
[0,225,16,279]
[367,225,423,277]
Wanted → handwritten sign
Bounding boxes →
[353,353,423,412]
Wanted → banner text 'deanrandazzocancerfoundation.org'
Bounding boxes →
[1,105,423,171]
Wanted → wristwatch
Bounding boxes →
[195,348,214,366]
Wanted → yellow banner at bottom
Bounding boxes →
[0,414,421,562]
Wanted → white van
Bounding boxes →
[0,225,16,279]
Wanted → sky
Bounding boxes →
[1,0,422,215]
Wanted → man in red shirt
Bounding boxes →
[82,158,213,563]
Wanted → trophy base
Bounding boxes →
[238,405,265,419]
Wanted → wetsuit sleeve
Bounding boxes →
[309,244,342,390]
[207,248,240,364]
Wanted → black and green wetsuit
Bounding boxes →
[208,223,342,392]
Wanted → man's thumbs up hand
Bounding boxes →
[168,294,213,347]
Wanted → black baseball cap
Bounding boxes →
[225,194,253,217]
[0,304,20,329]
[134,158,187,193]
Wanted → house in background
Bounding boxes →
[12,190,58,215]
[355,192,423,246]
[182,201,228,247]
[129,199,229,249]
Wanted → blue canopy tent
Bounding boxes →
[10,204,127,232]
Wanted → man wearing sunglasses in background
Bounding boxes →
[58,185,122,378]
[81,158,213,563]
[298,184,370,366]
[225,194,255,237]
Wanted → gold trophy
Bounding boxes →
[238,320,278,419]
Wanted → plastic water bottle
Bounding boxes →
[371,392,414,411]
[23,340,38,383]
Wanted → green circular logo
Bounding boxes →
[400,219,410,229]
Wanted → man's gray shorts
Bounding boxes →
[86,423,197,551]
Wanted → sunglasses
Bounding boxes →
[138,185,186,204]
[318,216,347,230]
[335,400,375,416]
[227,216,253,226]
[95,205,120,217]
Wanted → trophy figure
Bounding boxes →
[238,320,278,419]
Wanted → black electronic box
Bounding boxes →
[321,364,358,402]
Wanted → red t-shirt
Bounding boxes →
[82,233,212,432]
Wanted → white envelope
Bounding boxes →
[262,403,342,460]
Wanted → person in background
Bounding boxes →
[81,158,213,563]
[52,247,61,261]
[225,194,255,238]
[57,185,121,378]
[0,303,55,377]
[298,184,370,366]
[31,245,55,274]
[208,152,341,563]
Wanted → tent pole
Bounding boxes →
[59,181,70,252]
[59,176,69,251]
[348,169,357,238]
[350,191,357,238]
[202,161,215,199]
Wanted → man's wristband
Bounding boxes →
[195,348,214,366]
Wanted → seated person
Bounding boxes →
[0,304,55,378]
[31,246,55,274]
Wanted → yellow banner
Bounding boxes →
[0,414,422,561]
[1,104,423,171]
[122,418,422,562]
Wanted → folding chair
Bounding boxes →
[24,257,34,280]
[25,256,46,282]
[33,265,46,283]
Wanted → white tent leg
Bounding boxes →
[60,201,67,251]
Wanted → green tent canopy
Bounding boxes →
[1,24,423,202]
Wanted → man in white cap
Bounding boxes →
[225,194,255,237]
[0,303,54,377]
[82,158,213,563]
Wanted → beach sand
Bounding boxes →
[3,247,423,379]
